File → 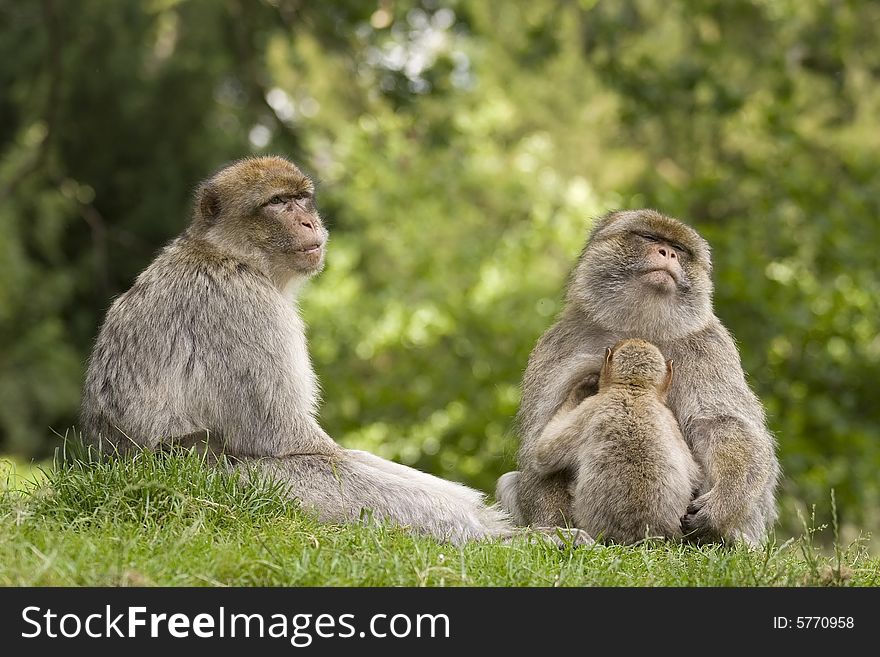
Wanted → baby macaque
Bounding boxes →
[532,338,700,544]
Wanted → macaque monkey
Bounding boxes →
[533,339,701,544]
[497,210,779,545]
[81,156,524,545]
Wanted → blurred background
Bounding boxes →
[1,0,878,540]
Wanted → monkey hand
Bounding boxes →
[680,490,727,544]
[564,373,600,409]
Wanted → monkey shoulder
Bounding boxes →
[661,319,766,428]
[144,238,282,312]
[524,320,576,379]
[162,236,269,287]
[527,312,609,370]
[518,314,611,451]
[105,236,294,362]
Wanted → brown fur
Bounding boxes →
[533,339,701,544]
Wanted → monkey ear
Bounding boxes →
[599,346,614,387]
[196,182,221,224]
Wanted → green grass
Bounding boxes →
[1,451,877,586]
[1,457,47,490]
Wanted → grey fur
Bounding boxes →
[499,209,780,545]
[81,156,513,545]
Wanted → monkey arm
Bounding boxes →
[532,398,600,476]
[533,423,580,475]
[680,415,779,545]
[517,324,606,450]
[511,317,610,527]
[672,324,780,544]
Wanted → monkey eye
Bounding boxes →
[637,233,689,256]
[266,194,287,206]
[670,242,690,256]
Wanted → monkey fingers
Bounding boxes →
[565,374,600,407]
[679,492,723,544]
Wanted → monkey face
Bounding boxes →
[245,157,327,275]
[569,210,714,338]
[195,156,329,277]
[636,235,685,294]
[257,190,328,274]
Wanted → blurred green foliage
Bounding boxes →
[1,0,878,537]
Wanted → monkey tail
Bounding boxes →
[235,450,514,545]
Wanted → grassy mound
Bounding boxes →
[1,452,876,586]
